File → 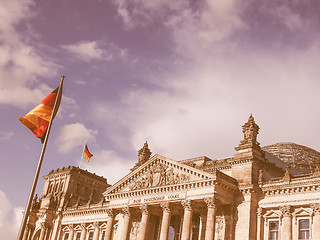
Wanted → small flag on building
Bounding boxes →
[18,86,62,143]
[84,144,93,162]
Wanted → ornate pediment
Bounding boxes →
[104,155,215,196]
[129,163,191,191]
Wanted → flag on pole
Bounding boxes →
[84,144,93,162]
[18,87,62,143]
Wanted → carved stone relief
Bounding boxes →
[129,164,190,190]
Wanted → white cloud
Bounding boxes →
[0,0,60,108]
[0,190,23,240]
[113,0,246,58]
[61,41,112,62]
[91,39,320,160]
[57,123,98,153]
[0,131,14,141]
[275,5,303,31]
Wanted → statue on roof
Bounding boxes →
[235,114,262,151]
[131,141,152,171]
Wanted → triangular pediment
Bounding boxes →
[263,210,281,218]
[104,154,215,196]
[293,208,312,216]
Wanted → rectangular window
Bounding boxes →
[299,219,310,240]
[63,232,69,240]
[100,230,105,240]
[269,221,279,240]
[75,231,81,240]
[88,231,94,240]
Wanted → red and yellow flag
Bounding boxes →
[84,144,93,162]
[18,87,62,143]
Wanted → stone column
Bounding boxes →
[311,203,320,240]
[198,211,207,240]
[80,223,87,240]
[280,205,292,240]
[159,202,171,240]
[138,205,149,240]
[120,206,131,240]
[181,200,193,240]
[105,209,115,240]
[93,222,100,240]
[67,224,74,240]
[204,197,217,240]
[39,223,48,240]
[256,207,262,240]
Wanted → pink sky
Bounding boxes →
[1,0,320,238]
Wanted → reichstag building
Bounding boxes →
[21,115,320,240]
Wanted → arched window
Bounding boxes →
[59,181,65,192]
[54,182,59,192]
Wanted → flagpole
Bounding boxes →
[17,76,64,240]
[79,141,86,169]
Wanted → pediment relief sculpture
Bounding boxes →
[129,164,190,191]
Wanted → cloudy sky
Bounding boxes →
[1,0,320,237]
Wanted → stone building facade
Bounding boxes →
[22,115,320,240]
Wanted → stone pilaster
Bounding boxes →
[181,200,193,240]
[93,222,100,240]
[311,203,320,240]
[159,202,171,240]
[138,205,149,240]
[51,213,62,240]
[120,206,131,240]
[280,205,292,240]
[104,209,115,240]
[80,223,87,240]
[204,197,217,240]
[256,207,263,240]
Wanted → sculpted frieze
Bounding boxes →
[129,164,190,190]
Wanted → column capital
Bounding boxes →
[80,223,86,230]
[93,221,100,228]
[106,208,115,218]
[257,207,263,217]
[311,203,320,215]
[181,199,193,210]
[68,223,74,230]
[160,202,170,213]
[280,205,291,217]
[139,204,149,215]
[122,206,131,216]
[204,197,217,209]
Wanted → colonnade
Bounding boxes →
[103,197,219,240]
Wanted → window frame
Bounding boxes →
[298,218,310,240]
